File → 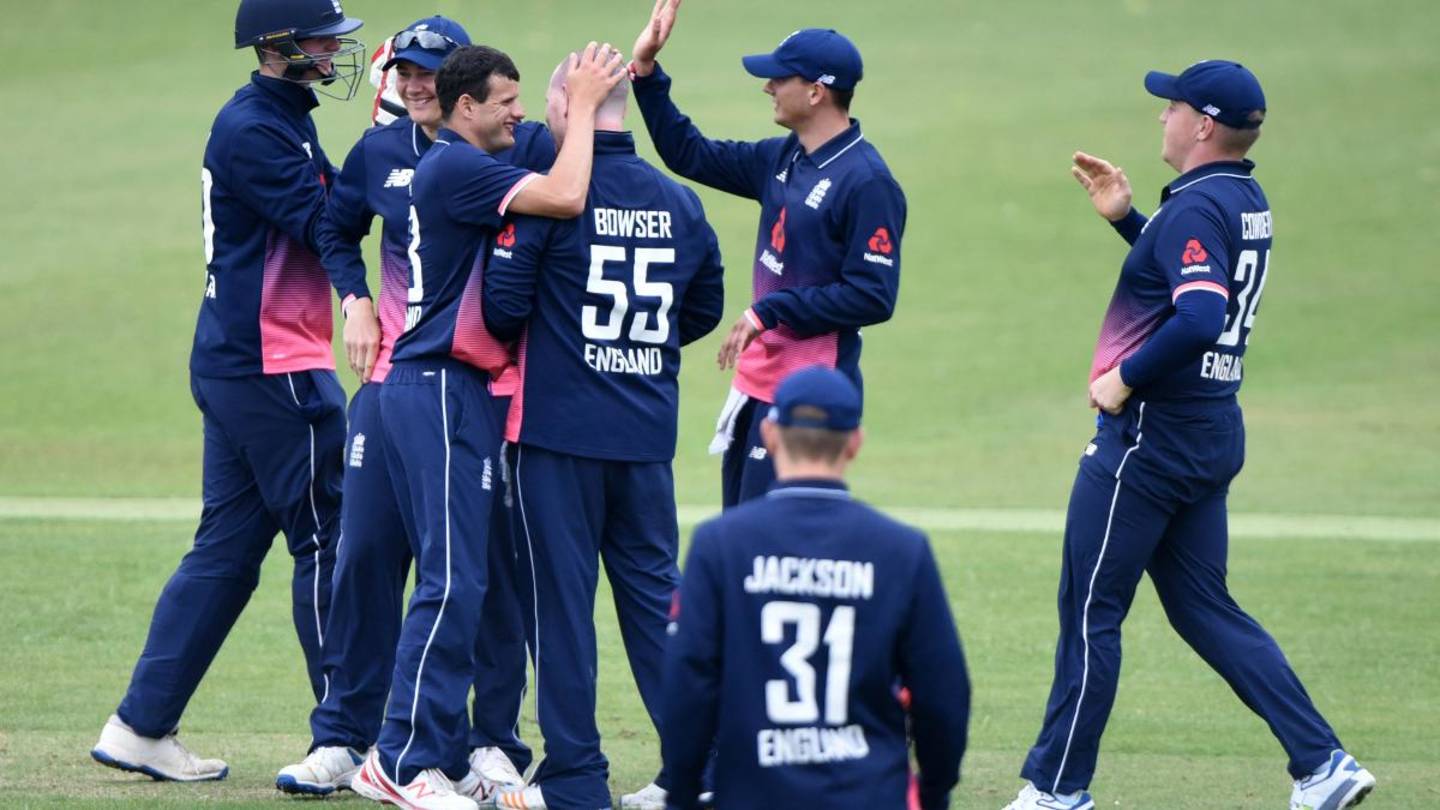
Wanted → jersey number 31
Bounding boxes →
[761,601,855,725]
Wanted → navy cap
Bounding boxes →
[1144,60,1266,130]
[767,367,862,431]
[382,16,471,71]
[742,28,863,91]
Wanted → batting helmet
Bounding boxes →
[235,0,366,100]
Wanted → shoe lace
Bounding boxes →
[165,733,204,770]
[477,748,522,782]
[420,768,458,795]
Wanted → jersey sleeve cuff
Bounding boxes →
[743,307,768,332]
[1171,280,1229,302]
[498,172,541,216]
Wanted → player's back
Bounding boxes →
[494,131,724,462]
[679,483,963,808]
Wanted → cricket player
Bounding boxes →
[1004,62,1375,810]
[275,17,554,797]
[662,367,970,810]
[346,43,625,810]
[630,0,906,507]
[477,58,726,810]
[90,0,368,782]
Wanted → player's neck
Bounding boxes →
[1177,144,1246,174]
[420,122,440,141]
[794,110,852,155]
[774,462,848,482]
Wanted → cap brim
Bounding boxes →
[303,16,364,38]
[382,49,445,72]
[1143,70,1182,100]
[741,53,795,79]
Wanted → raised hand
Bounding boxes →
[632,0,681,77]
[565,42,626,112]
[1071,151,1133,222]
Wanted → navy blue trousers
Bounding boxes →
[117,371,345,737]
[375,360,500,784]
[720,397,776,509]
[1021,401,1341,794]
[309,383,530,770]
[513,444,680,810]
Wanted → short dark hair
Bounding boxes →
[1215,119,1262,154]
[437,45,520,119]
[829,87,854,112]
[776,424,851,464]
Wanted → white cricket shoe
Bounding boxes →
[495,784,547,809]
[90,714,228,782]
[276,745,364,795]
[459,746,526,803]
[351,749,478,810]
[1002,781,1095,810]
[620,781,668,809]
[1290,750,1375,810]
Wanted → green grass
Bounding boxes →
[2,519,1436,807]
[1,0,1437,805]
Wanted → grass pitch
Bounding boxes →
[1,0,1437,806]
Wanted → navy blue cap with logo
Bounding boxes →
[741,28,864,91]
[1144,60,1266,130]
[767,366,862,431]
[383,15,472,72]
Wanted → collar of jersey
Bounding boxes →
[249,71,319,115]
[797,118,864,170]
[1161,159,1256,202]
[594,130,637,155]
[767,478,851,498]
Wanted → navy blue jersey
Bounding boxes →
[389,128,538,376]
[662,480,970,810]
[482,132,725,462]
[633,65,905,404]
[192,73,350,377]
[320,119,554,381]
[1092,160,1273,403]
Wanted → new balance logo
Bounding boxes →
[384,168,414,188]
[749,446,768,461]
[349,434,366,468]
[805,178,832,209]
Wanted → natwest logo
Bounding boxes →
[497,222,517,248]
[770,206,787,252]
[867,227,893,255]
[1181,238,1208,264]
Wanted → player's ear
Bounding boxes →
[844,428,864,462]
[760,419,781,460]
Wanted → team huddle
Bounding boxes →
[86,1,1377,809]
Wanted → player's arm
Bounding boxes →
[317,137,381,380]
[630,0,784,199]
[897,537,971,810]
[659,523,725,810]
[226,121,361,293]
[1071,151,1147,245]
[1092,203,1232,413]
[677,209,726,346]
[506,43,625,219]
[755,176,906,335]
[482,217,552,341]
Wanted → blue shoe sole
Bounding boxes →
[276,774,338,795]
[91,747,229,782]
